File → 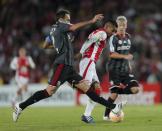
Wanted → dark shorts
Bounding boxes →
[109,70,139,87]
[48,64,83,87]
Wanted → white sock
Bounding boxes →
[21,90,28,102]
[12,93,21,103]
[84,98,97,116]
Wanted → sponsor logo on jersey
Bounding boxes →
[118,40,122,44]
[117,45,131,50]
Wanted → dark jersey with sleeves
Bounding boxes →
[49,21,74,66]
[108,33,131,74]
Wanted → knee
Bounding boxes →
[46,85,57,96]
[75,80,90,93]
[131,87,139,94]
[110,86,120,94]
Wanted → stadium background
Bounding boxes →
[0,0,162,105]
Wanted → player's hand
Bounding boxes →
[124,54,133,60]
[91,14,104,23]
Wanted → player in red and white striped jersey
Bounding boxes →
[10,48,35,107]
[79,21,117,123]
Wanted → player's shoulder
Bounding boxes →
[27,56,33,60]
[95,28,107,34]
[11,56,18,63]
[94,28,107,38]
[110,34,118,40]
[13,56,18,60]
[57,21,71,28]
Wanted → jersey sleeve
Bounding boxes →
[80,30,107,54]
[109,35,117,53]
[80,40,92,54]
[28,56,36,69]
[59,23,71,32]
[45,35,52,44]
[10,57,18,70]
[89,30,107,43]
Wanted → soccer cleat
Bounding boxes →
[103,116,110,121]
[112,101,127,114]
[81,115,95,123]
[13,103,22,122]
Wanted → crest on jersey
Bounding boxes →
[118,40,122,45]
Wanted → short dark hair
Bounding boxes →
[56,9,70,21]
[105,20,117,28]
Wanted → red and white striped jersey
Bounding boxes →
[10,56,35,78]
[80,28,107,62]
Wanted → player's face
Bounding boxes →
[19,48,26,57]
[105,24,115,34]
[64,14,71,23]
[117,21,127,32]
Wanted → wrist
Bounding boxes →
[89,19,94,24]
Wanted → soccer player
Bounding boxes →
[77,21,117,123]
[10,48,35,107]
[103,16,139,121]
[12,9,126,122]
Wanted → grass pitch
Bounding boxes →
[0,105,162,131]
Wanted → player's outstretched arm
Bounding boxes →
[69,14,104,31]
[110,52,133,60]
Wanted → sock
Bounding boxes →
[104,97,115,117]
[86,89,115,109]
[19,90,50,110]
[84,98,96,116]
[12,94,21,103]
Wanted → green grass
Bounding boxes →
[0,105,162,131]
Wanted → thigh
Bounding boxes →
[48,64,66,86]
[81,60,95,83]
[16,76,29,88]
[92,64,99,83]
[67,67,83,86]
[79,58,93,79]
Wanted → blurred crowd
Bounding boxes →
[0,0,162,85]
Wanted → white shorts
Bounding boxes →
[79,58,99,84]
[15,75,29,88]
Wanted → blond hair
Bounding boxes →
[116,16,127,23]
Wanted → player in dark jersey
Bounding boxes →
[12,9,126,122]
[103,16,140,121]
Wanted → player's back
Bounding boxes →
[50,21,74,66]
[80,28,107,62]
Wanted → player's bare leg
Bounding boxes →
[82,82,100,123]
[103,93,118,121]
[104,85,139,120]
[75,80,127,116]
[12,83,29,108]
